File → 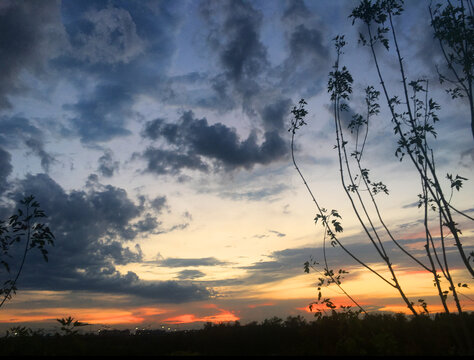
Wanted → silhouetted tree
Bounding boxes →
[56,316,88,336]
[290,0,473,328]
[0,195,55,308]
[430,0,474,139]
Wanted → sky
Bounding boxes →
[0,0,473,332]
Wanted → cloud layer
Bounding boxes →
[2,173,211,303]
[141,111,288,175]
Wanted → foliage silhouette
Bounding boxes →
[430,0,474,139]
[0,195,55,308]
[349,0,473,309]
[56,316,88,336]
[289,0,473,335]
[1,314,473,355]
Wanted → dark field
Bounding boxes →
[2,313,473,356]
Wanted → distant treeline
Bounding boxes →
[1,313,473,356]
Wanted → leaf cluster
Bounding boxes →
[350,0,403,50]
[288,99,308,134]
[431,1,474,87]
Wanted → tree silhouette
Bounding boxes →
[430,0,474,139]
[0,195,55,308]
[290,0,473,334]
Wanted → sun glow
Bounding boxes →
[163,308,240,324]
[1,306,168,325]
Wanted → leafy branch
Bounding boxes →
[0,195,55,309]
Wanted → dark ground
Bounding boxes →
[1,313,473,356]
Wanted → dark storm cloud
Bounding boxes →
[186,233,456,289]
[141,111,288,175]
[159,222,190,234]
[176,269,206,280]
[339,103,364,134]
[260,98,293,132]
[0,116,42,146]
[288,25,327,60]
[195,0,327,135]
[413,23,444,77]
[391,0,445,82]
[3,173,210,302]
[150,196,168,213]
[60,0,179,64]
[59,82,132,143]
[197,74,237,112]
[133,213,160,233]
[1,0,324,151]
[61,1,145,66]
[278,1,330,96]
[0,0,62,109]
[201,0,268,82]
[199,0,269,111]
[24,138,56,173]
[97,149,119,177]
[55,0,182,143]
[64,84,134,143]
[239,247,317,285]
[141,147,209,176]
[155,256,229,268]
[460,147,474,164]
[0,115,56,173]
[13,173,142,242]
[281,0,311,21]
[63,84,133,142]
[220,16,267,82]
[0,147,12,194]
[402,201,420,209]
[269,230,286,237]
[236,235,448,286]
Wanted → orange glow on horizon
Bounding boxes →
[400,227,454,241]
[137,307,167,316]
[247,302,275,308]
[81,314,144,325]
[0,306,167,325]
[163,308,240,324]
[377,304,421,314]
[379,302,474,314]
[200,303,219,309]
[296,306,312,313]
[403,239,426,250]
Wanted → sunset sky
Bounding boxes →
[0,0,473,332]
